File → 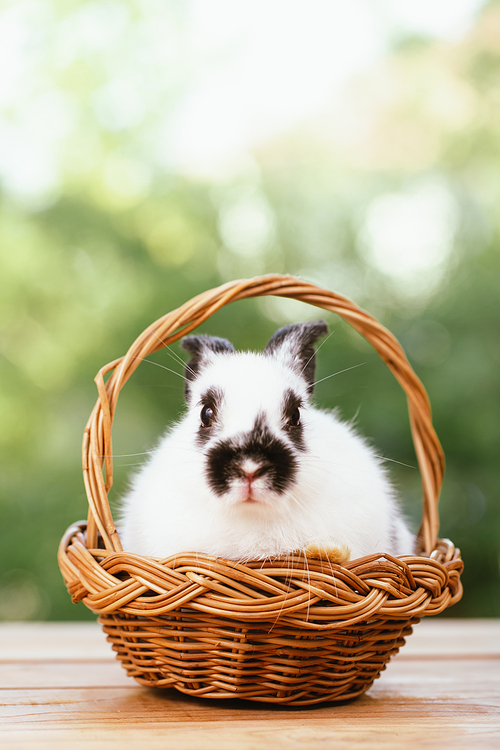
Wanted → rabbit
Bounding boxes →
[119,321,415,563]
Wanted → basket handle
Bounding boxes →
[83,274,444,557]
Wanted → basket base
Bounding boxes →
[99,612,418,706]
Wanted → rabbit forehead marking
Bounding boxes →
[205,413,299,497]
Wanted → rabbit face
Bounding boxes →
[181,322,328,511]
[187,355,306,508]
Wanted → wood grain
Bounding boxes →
[1,620,499,749]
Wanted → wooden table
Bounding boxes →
[1,619,499,749]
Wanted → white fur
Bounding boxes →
[119,346,414,561]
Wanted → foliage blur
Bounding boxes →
[0,0,499,620]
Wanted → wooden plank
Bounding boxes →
[2,619,499,661]
[0,621,499,750]
[1,657,499,713]
[398,618,500,657]
[1,717,499,750]
[0,661,130,689]
[0,623,112,662]
[1,663,499,716]
[1,649,498,693]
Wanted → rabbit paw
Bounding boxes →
[303,543,351,565]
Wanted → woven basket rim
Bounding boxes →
[59,519,463,627]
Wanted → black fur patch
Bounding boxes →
[181,335,235,400]
[196,429,212,446]
[282,388,306,451]
[195,387,223,447]
[206,414,298,496]
[264,321,328,395]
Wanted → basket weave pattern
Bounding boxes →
[58,275,463,705]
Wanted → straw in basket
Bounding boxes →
[58,275,463,705]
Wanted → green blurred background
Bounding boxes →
[1,0,499,620]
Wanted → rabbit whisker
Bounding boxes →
[302,551,311,623]
[114,461,151,467]
[373,455,416,469]
[349,403,362,426]
[132,356,188,382]
[151,329,197,379]
[269,556,293,633]
[300,329,336,376]
[312,362,365,387]
[99,451,156,458]
[164,340,197,379]
[128,384,185,390]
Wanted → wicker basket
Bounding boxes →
[58,274,463,705]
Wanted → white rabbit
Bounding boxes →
[119,321,414,562]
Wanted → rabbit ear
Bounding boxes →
[264,321,328,394]
[181,335,235,400]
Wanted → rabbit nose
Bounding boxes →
[239,459,266,482]
[243,469,264,484]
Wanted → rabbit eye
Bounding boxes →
[290,407,301,427]
[201,405,214,427]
